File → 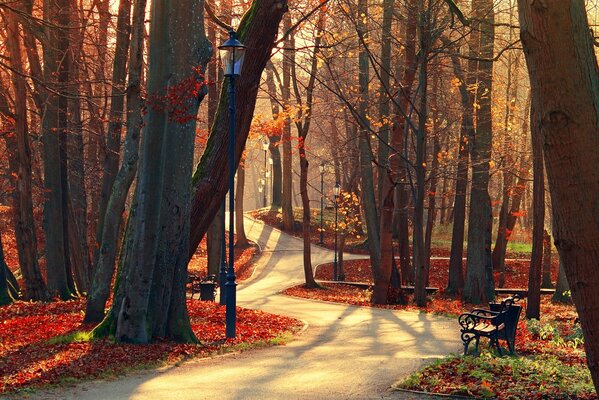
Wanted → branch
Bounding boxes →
[204,0,233,32]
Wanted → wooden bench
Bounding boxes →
[458,295,522,355]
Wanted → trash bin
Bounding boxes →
[199,275,217,301]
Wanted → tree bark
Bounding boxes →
[281,14,295,230]
[518,0,599,390]
[444,37,472,294]
[527,97,544,320]
[42,0,73,300]
[356,0,381,293]
[95,0,132,266]
[542,229,553,288]
[463,0,496,304]
[85,0,147,324]
[235,164,250,248]
[188,0,288,255]
[3,10,50,301]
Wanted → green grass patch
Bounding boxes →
[46,331,93,345]
[396,352,595,399]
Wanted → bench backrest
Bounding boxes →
[489,302,522,341]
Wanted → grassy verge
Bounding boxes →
[396,351,595,399]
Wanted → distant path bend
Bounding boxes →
[25,216,460,400]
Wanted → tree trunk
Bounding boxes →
[377,0,394,205]
[235,164,250,248]
[424,73,440,274]
[444,38,472,294]
[281,14,295,230]
[292,9,325,288]
[111,0,211,343]
[4,10,50,301]
[42,0,73,300]
[0,234,13,305]
[552,256,570,303]
[463,0,496,304]
[85,0,147,324]
[493,95,531,271]
[205,14,224,277]
[393,0,417,286]
[95,0,132,266]
[541,229,553,288]
[518,0,599,390]
[355,0,381,291]
[527,97,544,320]
[265,62,283,209]
[67,0,91,294]
[188,0,288,255]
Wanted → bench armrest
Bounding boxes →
[458,312,500,331]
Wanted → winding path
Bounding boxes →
[25,217,460,400]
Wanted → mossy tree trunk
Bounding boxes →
[189,0,289,255]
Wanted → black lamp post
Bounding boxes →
[262,140,269,208]
[319,162,325,245]
[219,30,245,339]
[333,182,340,281]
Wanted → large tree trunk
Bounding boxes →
[42,0,73,300]
[111,0,211,343]
[4,10,50,301]
[205,12,225,278]
[518,0,599,390]
[463,0,496,304]
[85,0,147,324]
[526,97,544,319]
[188,0,288,255]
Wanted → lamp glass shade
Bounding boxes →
[319,162,325,174]
[219,32,246,77]
[262,141,269,151]
[269,157,273,165]
[333,182,341,196]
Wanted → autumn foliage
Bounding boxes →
[0,299,303,394]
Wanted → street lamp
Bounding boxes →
[262,140,268,208]
[318,162,325,245]
[219,30,245,339]
[333,182,341,281]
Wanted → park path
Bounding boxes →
[22,217,460,400]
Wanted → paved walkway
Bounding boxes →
[22,217,460,400]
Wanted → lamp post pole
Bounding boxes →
[319,162,325,245]
[333,182,340,281]
[219,201,227,305]
[219,30,246,339]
